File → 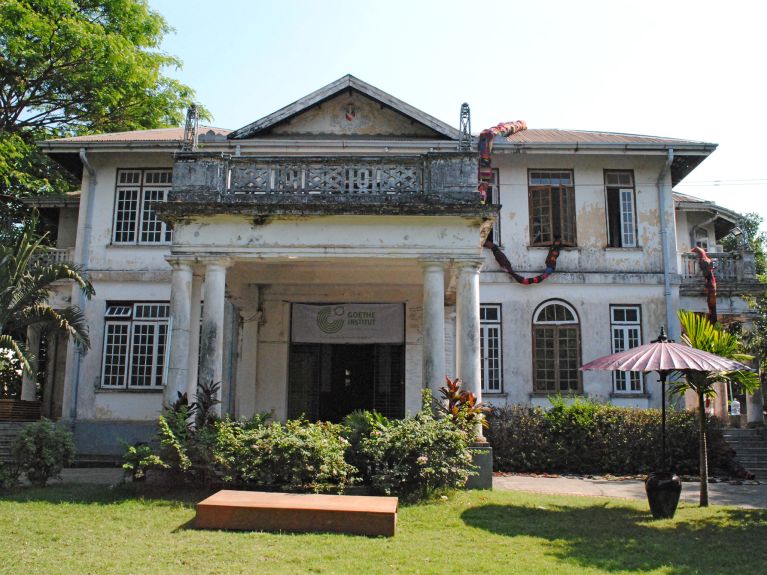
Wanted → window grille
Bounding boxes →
[113,169,172,244]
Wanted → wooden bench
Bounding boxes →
[195,490,398,536]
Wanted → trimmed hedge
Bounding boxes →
[486,399,734,476]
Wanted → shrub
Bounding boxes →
[12,419,75,486]
[487,400,732,476]
[215,419,357,492]
[122,443,166,481]
[0,460,21,489]
[358,410,474,499]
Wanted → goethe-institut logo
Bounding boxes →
[316,306,345,334]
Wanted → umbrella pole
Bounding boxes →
[660,372,667,472]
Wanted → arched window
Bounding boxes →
[533,300,582,394]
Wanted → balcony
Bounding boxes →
[680,250,762,294]
[30,248,75,267]
[164,152,494,219]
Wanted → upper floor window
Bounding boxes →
[113,169,172,244]
[486,169,501,244]
[692,227,709,250]
[605,170,637,248]
[101,303,170,389]
[610,305,643,394]
[480,304,502,393]
[528,170,576,247]
[533,300,581,394]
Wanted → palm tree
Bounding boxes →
[0,218,94,390]
[674,310,759,506]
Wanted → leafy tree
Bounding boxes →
[721,212,767,278]
[673,310,759,506]
[0,0,208,198]
[0,217,94,385]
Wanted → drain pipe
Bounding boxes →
[657,148,676,340]
[67,148,97,421]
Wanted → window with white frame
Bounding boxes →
[101,303,170,389]
[528,170,576,246]
[486,169,501,244]
[113,169,173,244]
[610,305,643,393]
[533,300,581,393]
[693,227,709,250]
[480,304,502,393]
[605,170,637,248]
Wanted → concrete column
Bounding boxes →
[187,271,203,403]
[746,387,765,427]
[420,258,448,401]
[165,259,193,406]
[455,258,484,441]
[199,258,231,414]
[20,326,40,401]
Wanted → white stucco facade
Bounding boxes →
[37,75,750,455]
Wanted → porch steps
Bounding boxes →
[723,428,767,478]
[196,490,399,536]
[0,422,26,462]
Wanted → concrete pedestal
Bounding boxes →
[466,445,493,490]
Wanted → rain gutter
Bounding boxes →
[657,149,677,340]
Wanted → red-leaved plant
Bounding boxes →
[437,376,488,431]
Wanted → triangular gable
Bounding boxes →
[228,75,461,140]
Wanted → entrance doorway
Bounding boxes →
[288,343,404,422]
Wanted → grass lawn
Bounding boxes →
[1,484,765,575]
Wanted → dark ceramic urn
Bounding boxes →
[645,472,682,519]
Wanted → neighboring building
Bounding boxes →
[28,75,759,456]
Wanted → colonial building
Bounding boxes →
[29,75,758,456]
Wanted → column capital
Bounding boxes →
[418,256,450,270]
[452,257,485,271]
[200,256,234,270]
[165,256,195,270]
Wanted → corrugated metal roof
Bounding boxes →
[497,129,708,146]
[48,126,231,143]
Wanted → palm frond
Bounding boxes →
[0,334,30,374]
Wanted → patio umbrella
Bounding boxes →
[580,328,751,469]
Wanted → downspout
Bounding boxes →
[657,149,676,340]
[67,148,97,420]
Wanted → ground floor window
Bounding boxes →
[101,303,169,389]
[533,300,581,394]
[610,305,643,393]
[288,343,405,422]
[480,304,502,393]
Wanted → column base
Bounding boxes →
[466,445,493,490]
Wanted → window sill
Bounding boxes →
[604,246,643,251]
[527,245,578,251]
[95,387,164,393]
[609,392,650,399]
[483,392,507,398]
[529,392,584,398]
[108,243,171,249]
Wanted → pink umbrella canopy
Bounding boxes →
[581,339,751,374]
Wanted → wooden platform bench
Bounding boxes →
[195,490,398,536]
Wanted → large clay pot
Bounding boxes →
[645,471,682,519]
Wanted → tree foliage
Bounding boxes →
[0,217,94,375]
[674,310,758,506]
[0,0,208,197]
[721,212,767,278]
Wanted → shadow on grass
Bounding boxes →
[0,482,211,508]
[462,503,767,575]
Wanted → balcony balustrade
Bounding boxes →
[680,250,757,284]
[170,152,479,202]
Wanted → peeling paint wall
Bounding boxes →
[490,154,669,274]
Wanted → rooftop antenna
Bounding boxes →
[182,104,199,151]
[458,103,471,151]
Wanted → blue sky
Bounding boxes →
[150,0,767,228]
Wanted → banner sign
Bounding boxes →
[291,303,404,344]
